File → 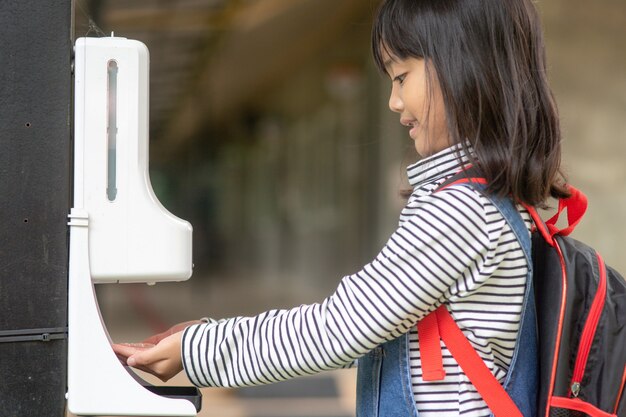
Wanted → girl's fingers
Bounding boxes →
[112,332,184,382]
[111,343,136,358]
[123,342,156,349]
[127,353,146,367]
[127,354,175,382]
[111,343,155,358]
[129,332,184,381]
[128,347,165,368]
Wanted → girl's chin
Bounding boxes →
[414,143,444,158]
[413,136,452,158]
[410,132,430,153]
[412,138,429,157]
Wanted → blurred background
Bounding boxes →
[71,1,626,416]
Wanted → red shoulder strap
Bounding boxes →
[417,311,446,381]
[439,172,588,247]
[522,184,587,246]
[418,306,523,417]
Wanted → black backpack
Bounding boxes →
[530,186,626,417]
[421,172,626,417]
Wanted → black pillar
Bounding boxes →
[0,1,72,416]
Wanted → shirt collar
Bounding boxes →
[406,143,473,188]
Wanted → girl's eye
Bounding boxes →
[393,73,407,85]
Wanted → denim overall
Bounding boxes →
[356,189,538,417]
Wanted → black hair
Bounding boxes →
[372,0,569,206]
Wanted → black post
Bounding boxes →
[0,1,72,416]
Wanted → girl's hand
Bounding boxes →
[112,331,185,382]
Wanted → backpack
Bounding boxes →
[418,171,626,417]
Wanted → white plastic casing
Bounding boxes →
[67,37,198,416]
[74,36,192,283]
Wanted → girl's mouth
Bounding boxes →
[401,118,419,137]
[400,118,419,139]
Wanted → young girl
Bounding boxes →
[114,0,567,415]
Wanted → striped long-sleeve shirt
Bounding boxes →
[182,144,532,417]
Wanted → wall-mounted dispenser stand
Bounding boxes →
[67,36,200,416]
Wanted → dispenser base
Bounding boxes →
[144,386,202,412]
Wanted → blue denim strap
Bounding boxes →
[463,184,538,417]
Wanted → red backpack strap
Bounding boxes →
[417,311,446,381]
[546,185,587,236]
[419,306,523,417]
[442,168,588,247]
[522,184,588,246]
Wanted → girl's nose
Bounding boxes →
[388,86,403,113]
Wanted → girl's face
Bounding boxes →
[383,51,451,157]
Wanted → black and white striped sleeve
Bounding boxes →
[181,186,497,387]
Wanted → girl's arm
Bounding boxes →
[180,186,501,388]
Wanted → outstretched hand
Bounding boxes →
[112,320,202,382]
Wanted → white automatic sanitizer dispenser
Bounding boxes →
[67,36,200,416]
